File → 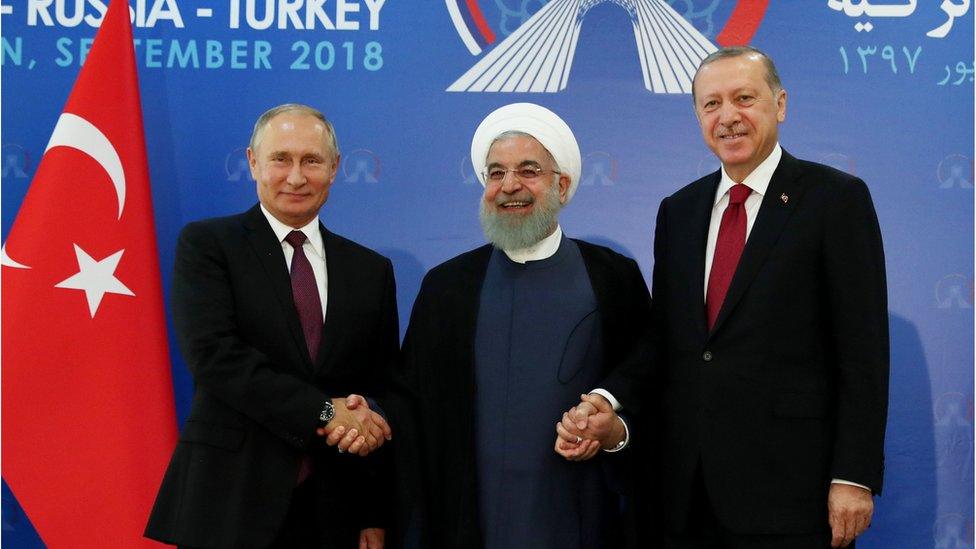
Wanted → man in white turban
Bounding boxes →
[398,103,653,548]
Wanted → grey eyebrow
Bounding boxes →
[486,160,542,169]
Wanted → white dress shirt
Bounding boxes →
[260,205,328,320]
[703,143,781,296]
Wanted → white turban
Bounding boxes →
[470,102,582,203]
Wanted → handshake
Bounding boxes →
[316,394,392,457]
[553,393,628,461]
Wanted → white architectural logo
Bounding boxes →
[447,0,717,94]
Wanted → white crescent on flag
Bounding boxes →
[45,112,127,218]
[1,113,126,270]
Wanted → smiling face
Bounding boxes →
[693,53,787,182]
[478,134,570,250]
[247,112,339,228]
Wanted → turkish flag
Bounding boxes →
[2,0,178,546]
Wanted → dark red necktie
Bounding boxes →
[706,184,752,331]
[285,230,323,363]
[285,230,321,484]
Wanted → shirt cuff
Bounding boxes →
[603,413,630,452]
[831,479,871,492]
[590,389,622,411]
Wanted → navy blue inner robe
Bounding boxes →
[474,235,621,549]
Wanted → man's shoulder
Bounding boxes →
[178,210,251,240]
[427,244,493,278]
[668,170,719,204]
[573,239,639,270]
[323,229,391,268]
[791,156,862,187]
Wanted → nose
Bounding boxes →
[499,171,523,193]
[286,161,306,186]
[717,101,742,125]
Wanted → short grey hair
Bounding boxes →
[488,130,561,172]
[249,103,340,158]
[692,46,783,104]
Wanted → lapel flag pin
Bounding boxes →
[780,193,789,204]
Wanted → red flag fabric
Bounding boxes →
[2,0,178,546]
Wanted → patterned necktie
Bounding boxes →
[284,230,323,364]
[706,184,752,331]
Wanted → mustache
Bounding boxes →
[716,124,747,137]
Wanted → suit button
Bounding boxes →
[702,351,713,362]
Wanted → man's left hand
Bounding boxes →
[553,394,625,461]
[828,483,873,547]
[358,527,384,549]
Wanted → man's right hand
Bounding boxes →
[554,393,626,461]
[317,394,391,456]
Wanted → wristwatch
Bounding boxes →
[318,400,335,427]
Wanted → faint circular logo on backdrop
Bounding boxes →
[934,513,974,549]
[935,274,974,309]
[1,144,32,180]
[820,153,857,176]
[225,147,254,182]
[697,154,722,177]
[937,154,974,189]
[341,149,381,184]
[581,151,618,187]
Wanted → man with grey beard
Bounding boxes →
[396,103,653,548]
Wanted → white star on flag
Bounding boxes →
[55,244,135,317]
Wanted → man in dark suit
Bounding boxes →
[398,103,652,548]
[146,104,397,548]
[557,47,889,548]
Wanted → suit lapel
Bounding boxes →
[708,151,805,338]
[242,205,314,372]
[687,173,721,340]
[315,226,349,373]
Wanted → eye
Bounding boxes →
[303,157,321,165]
[518,167,541,179]
[487,169,506,181]
[737,95,757,106]
[702,100,719,112]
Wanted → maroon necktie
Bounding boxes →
[285,230,323,364]
[285,231,321,484]
[706,184,752,331]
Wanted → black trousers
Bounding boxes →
[178,476,360,549]
[270,476,359,549]
[663,470,841,549]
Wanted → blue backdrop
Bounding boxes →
[2,1,973,546]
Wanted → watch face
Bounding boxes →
[320,402,334,423]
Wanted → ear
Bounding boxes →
[775,88,787,123]
[246,147,259,179]
[558,174,571,204]
[329,153,341,183]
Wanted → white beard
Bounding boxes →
[479,179,562,251]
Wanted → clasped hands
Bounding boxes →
[316,394,392,456]
[553,393,626,461]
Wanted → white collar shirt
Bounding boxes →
[260,205,328,319]
[703,143,782,296]
[502,225,563,263]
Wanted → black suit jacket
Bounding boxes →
[604,151,889,536]
[146,205,399,548]
[396,239,653,548]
